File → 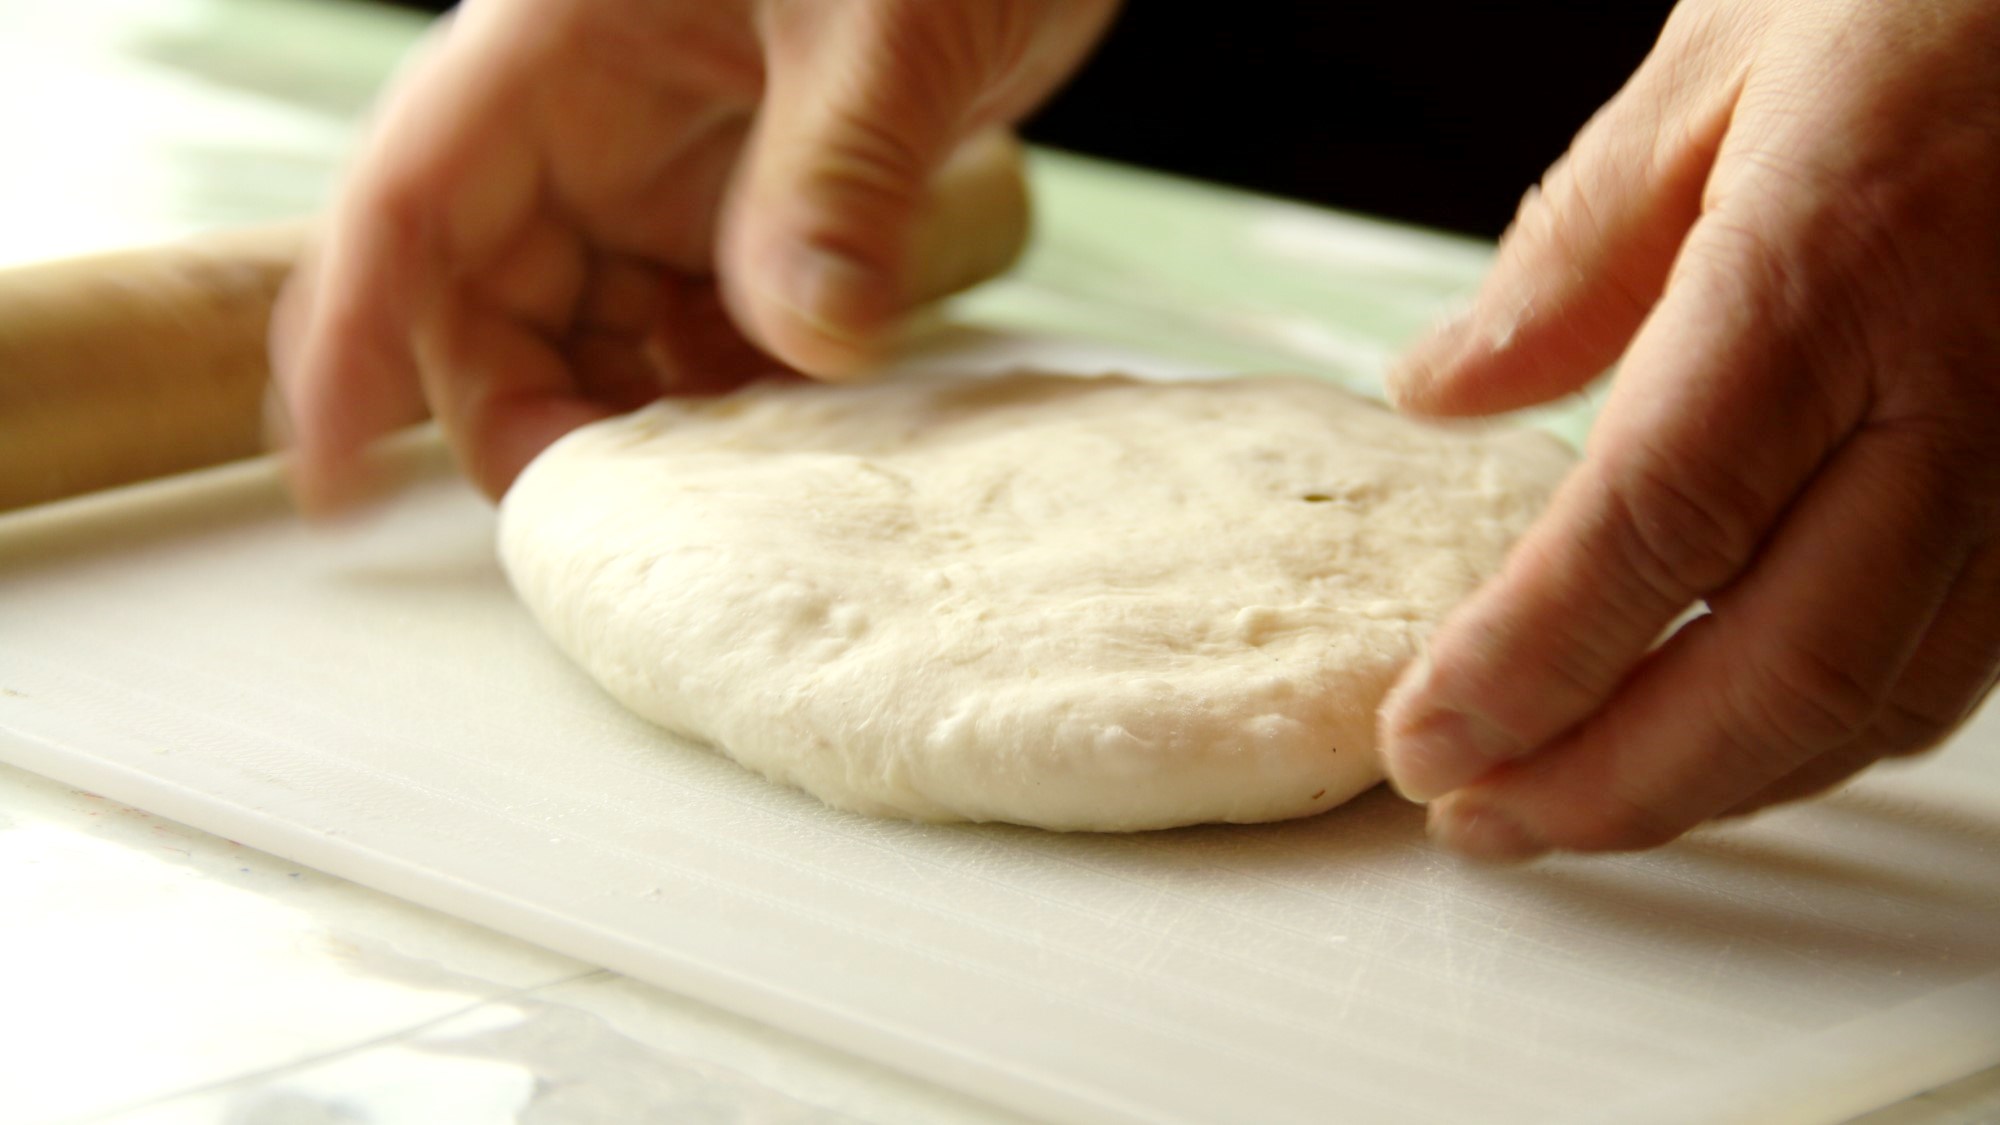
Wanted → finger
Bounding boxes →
[416,289,613,502]
[642,275,791,395]
[566,255,674,410]
[1727,667,2000,819]
[1428,422,1977,860]
[268,25,461,515]
[433,206,609,479]
[407,60,609,504]
[1380,209,1871,804]
[902,129,1032,308]
[1855,544,2000,758]
[720,0,1112,377]
[1386,4,1746,417]
[265,241,322,452]
[1725,545,2000,817]
[273,196,431,516]
[466,211,588,342]
[1714,743,1890,820]
[275,14,545,514]
[528,41,756,273]
[570,256,788,409]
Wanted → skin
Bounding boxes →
[271,0,1118,507]
[274,0,2000,858]
[1378,0,2000,859]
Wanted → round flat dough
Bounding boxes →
[499,373,1571,831]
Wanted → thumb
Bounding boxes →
[721,0,1112,378]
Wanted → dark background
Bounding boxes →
[378,1,1677,238]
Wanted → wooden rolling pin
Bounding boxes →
[0,222,310,512]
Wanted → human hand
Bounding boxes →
[1379,0,2000,859]
[271,0,1115,509]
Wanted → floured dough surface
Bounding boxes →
[499,373,1571,831]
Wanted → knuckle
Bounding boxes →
[1517,634,1626,727]
[361,147,431,221]
[1600,451,1765,608]
[1743,644,1883,753]
[1700,139,1983,384]
[1419,600,1630,751]
[824,106,929,196]
[795,112,929,267]
[1498,661,1630,761]
[1671,214,1793,320]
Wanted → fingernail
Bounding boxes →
[285,442,398,523]
[1428,796,1548,863]
[261,380,293,453]
[773,246,889,353]
[1384,306,1473,410]
[1382,707,1523,803]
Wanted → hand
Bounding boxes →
[1379,0,2000,859]
[271,0,1115,509]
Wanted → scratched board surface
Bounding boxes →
[3,2,1998,1118]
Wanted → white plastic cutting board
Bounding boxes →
[4,338,1998,1125]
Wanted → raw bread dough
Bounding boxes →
[499,373,1571,831]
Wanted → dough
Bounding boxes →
[499,373,1571,831]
